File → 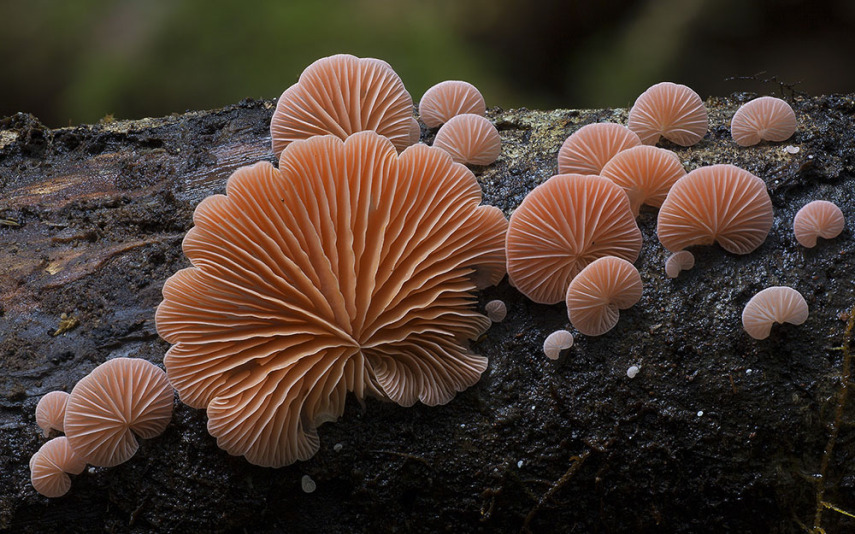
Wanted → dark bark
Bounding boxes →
[1,94,855,533]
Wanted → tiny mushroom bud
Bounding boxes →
[793,200,845,248]
[485,300,507,323]
[566,256,643,336]
[433,114,501,166]
[742,286,809,340]
[418,80,487,128]
[664,250,695,278]
[731,96,797,147]
[35,390,69,437]
[628,82,708,146]
[543,330,574,360]
[557,123,642,175]
[30,437,86,498]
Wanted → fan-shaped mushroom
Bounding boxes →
[731,96,797,147]
[543,330,574,360]
[419,80,486,128]
[628,82,708,146]
[156,131,508,467]
[506,174,642,305]
[557,123,642,175]
[64,358,173,467]
[35,391,69,437]
[664,251,695,279]
[30,437,86,498]
[565,256,643,336]
[270,54,414,157]
[793,200,845,248]
[657,164,773,254]
[600,145,686,216]
[432,114,501,166]
[742,286,808,340]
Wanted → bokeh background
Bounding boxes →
[2,0,854,127]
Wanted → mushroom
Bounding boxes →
[664,250,695,278]
[64,358,173,467]
[730,96,797,147]
[793,200,845,247]
[506,174,642,305]
[485,300,507,323]
[432,114,501,166]
[156,131,508,467]
[628,82,708,146]
[29,437,86,498]
[35,390,69,437]
[418,80,487,128]
[742,286,808,340]
[657,164,773,254]
[408,117,421,145]
[557,123,642,175]
[565,256,643,336]
[600,145,686,216]
[270,54,415,157]
[543,330,574,360]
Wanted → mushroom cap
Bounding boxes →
[664,250,695,278]
[35,390,70,437]
[485,300,507,323]
[64,358,173,467]
[600,145,686,216]
[628,82,708,146]
[731,96,797,147]
[156,131,508,467]
[565,256,643,336]
[418,80,487,128]
[793,200,845,248]
[408,117,421,146]
[543,330,574,360]
[30,437,86,498]
[270,54,414,157]
[557,123,642,175]
[742,286,809,340]
[432,114,501,166]
[506,174,642,305]
[657,164,773,254]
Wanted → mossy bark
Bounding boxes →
[1,95,854,533]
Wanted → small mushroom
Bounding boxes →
[30,437,86,498]
[35,390,69,437]
[64,358,174,467]
[418,80,486,128]
[543,330,574,360]
[730,96,796,147]
[485,300,507,323]
[742,286,808,340]
[657,164,773,254]
[628,82,708,146]
[565,256,642,336]
[793,200,845,248]
[557,123,642,175]
[600,145,686,216]
[664,251,695,278]
[432,114,501,165]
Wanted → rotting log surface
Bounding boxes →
[1,95,854,533]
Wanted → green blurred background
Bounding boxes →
[2,0,854,127]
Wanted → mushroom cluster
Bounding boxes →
[29,358,173,497]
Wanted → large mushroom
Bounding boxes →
[156,131,508,467]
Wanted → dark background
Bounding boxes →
[2,0,854,127]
